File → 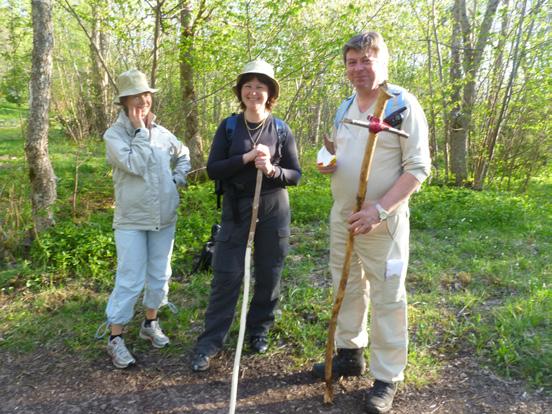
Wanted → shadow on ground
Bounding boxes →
[1,346,550,413]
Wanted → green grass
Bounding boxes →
[0,129,550,394]
[0,102,27,127]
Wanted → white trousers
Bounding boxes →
[329,205,409,383]
[106,224,175,325]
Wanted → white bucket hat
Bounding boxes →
[235,60,280,99]
[114,69,158,104]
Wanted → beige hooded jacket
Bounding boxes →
[104,111,191,230]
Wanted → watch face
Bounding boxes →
[376,204,388,220]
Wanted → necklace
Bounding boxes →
[244,114,269,146]
[244,117,266,132]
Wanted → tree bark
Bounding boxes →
[61,0,117,91]
[473,0,534,189]
[426,37,437,158]
[179,0,205,172]
[473,0,510,189]
[89,0,110,135]
[313,101,322,145]
[25,0,57,233]
[449,0,467,185]
[449,0,500,186]
[150,0,166,89]
[430,0,449,179]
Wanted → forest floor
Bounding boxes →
[2,343,550,414]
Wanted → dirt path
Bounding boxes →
[1,345,550,414]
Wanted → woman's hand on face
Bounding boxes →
[128,105,145,129]
[144,112,154,129]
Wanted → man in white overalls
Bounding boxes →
[313,32,431,414]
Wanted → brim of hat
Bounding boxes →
[236,72,280,99]
[113,87,159,104]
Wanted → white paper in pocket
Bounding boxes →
[385,259,404,279]
[317,146,336,167]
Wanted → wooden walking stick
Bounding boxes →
[324,82,393,404]
[229,168,263,414]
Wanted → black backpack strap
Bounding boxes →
[274,117,286,142]
[225,114,238,142]
[273,117,287,162]
[384,107,407,128]
[215,115,239,209]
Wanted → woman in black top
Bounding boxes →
[191,60,301,372]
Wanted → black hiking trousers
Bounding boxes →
[194,188,291,357]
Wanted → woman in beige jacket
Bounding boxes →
[98,69,190,369]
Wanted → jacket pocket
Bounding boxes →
[276,226,291,260]
[212,222,246,272]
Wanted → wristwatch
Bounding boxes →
[375,202,389,221]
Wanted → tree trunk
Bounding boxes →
[449,0,500,186]
[430,0,449,180]
[449,0,467,185]
[473,0,510,189]
[150,0,165,89]
[89,0,110,135]
[425,36,438,181]
[25,0,57,233]
[474,0,532,189]
[313,101,322,145]
[179,0,205,173]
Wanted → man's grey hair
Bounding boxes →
[342,32,390,66]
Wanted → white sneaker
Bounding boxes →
[139,320,170,348]
[107,336,136,369]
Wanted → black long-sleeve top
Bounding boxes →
[207,113,301,196]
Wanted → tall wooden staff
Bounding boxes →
[324,82,393,404]
[229,169,263,414]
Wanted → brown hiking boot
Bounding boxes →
[312,348,366,379]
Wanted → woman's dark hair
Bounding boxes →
[233,73,278,111]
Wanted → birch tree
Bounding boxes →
[25,0,57,233]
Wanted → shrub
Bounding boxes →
[31,221,115,287]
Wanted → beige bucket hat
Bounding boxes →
[114,69,158,104]
[236,60,280,99]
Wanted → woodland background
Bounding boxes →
[0,1,550,411]
[2,0,551,195]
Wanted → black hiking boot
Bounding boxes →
[191,352,210,372]
[365,380,397,413]
[249,336,269,354]
[312,348,366,379]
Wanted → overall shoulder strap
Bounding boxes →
[334,94,356,130]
